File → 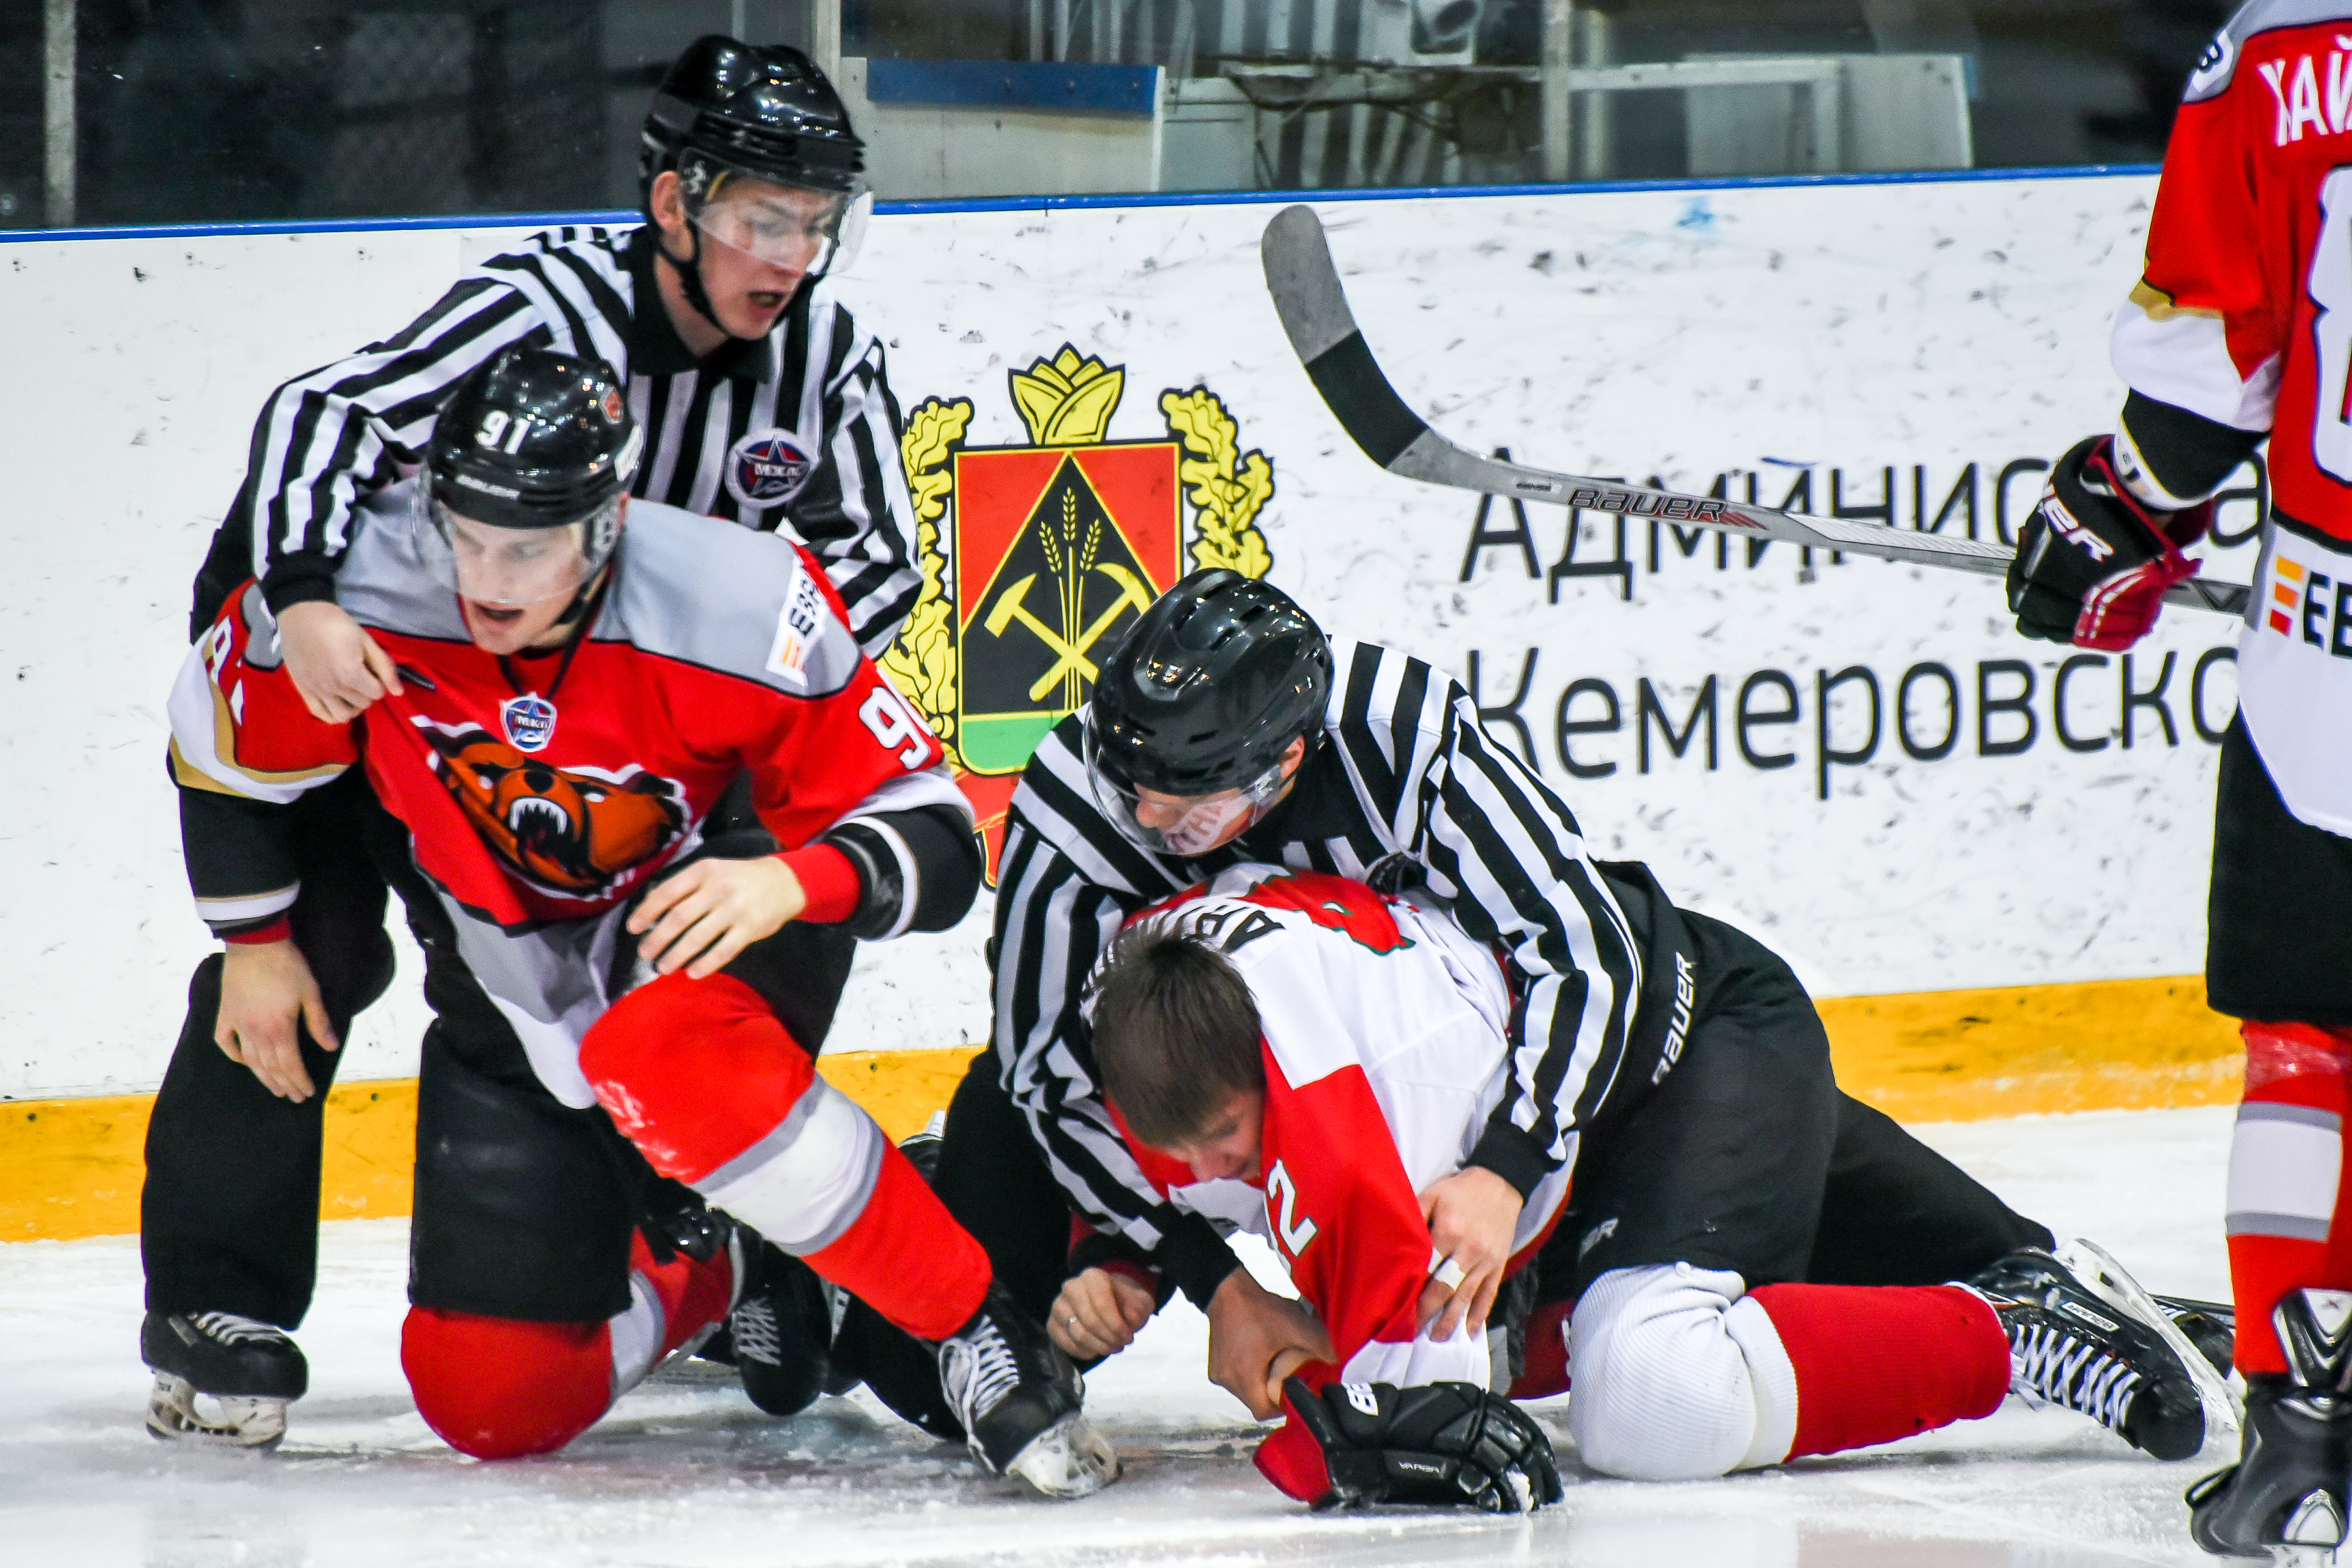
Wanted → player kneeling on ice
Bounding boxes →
[161,344,1114,1495]
[1075,864,2235,1501]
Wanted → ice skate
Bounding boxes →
[141,1310,306,1450]
[727,1235,855,1413]
[936,1282,1119,1498]
[1969,1245,2208,1460]
[2188,1289,2352,1566]
[2054,1236,2243,1435]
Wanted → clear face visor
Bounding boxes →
[692,176,871,276]
[1083,728,1291,858]
[416,494,620,608]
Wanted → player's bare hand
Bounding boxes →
[1048,1267,1156,1361]
[1418,1165,1526,1341]
[277,601,402,724]
[214,939,338,1102]
[627,855,808,979]
[1205,1265,1333,1420]
[1263,1344,1320,1412]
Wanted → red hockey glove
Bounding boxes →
[2007,436,2213,652]
[1253,1376,1563,1513]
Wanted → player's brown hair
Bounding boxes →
[1087,924,1265,1149]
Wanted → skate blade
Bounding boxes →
[1002,1411,1121,1499]
[2056,1237,2243,1444]
[145,1373,287,1451]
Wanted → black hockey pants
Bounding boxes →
[142,771,395,1328]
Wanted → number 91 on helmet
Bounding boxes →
[415,347,644,609]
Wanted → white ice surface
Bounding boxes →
[1,1106,2237,1566]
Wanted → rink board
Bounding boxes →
[0,167,2253,1230]
[0,975,2240,1241]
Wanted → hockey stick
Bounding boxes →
[1259,204,2252,621]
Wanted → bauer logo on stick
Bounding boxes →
[727,429,816,508]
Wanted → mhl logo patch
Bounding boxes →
[727,429,816,510]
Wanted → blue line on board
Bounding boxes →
[1,163,2162,246]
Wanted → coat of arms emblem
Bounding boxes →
[882,345,1276,878]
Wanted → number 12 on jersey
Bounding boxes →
[1266,1158,1319,1261]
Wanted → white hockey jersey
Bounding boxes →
[1104,864,1576,1394]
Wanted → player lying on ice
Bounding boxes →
[820,567,2233,1501]
[1076,862,2235,1507]
[160,343,1116,1496]
[1999,3,2352,1561]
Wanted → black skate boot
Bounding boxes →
[2187,1288,2352,1565]
[141,1310,307,1450]
[728,1238,855,1414]
[1969,1245,2209,1461]
[935,1282,1120,1498]
[2053,1239,2244,1436]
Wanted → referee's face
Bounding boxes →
[653,172,826,343]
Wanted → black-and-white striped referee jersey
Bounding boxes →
[191,225,918,656]
[994,636,1690,1306]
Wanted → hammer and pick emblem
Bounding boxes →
[984,562,1155,702]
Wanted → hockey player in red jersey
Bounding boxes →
[144,35,926,1447]
[2003,4,2352,1558]
[164,346,1114,1497]
[1080,864,2228,1507]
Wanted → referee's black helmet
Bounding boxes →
[1085,570,1334,800]
[640,37,865,204]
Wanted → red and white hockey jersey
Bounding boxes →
[168,486,965,1104]
[2115,1,2352,832]
[1104,865,1574,1394]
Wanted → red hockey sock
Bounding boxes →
[614,1230,737,1391]
[1509,1300,1573,1401]
[400,1239,733,1461]
[582,972,817,1184]
[803,1140,989,1341]
[2228,1022,2352,1376]
[581,969,990,1343]
[1747,1283,2010,1461]
[402,1308,613,1459]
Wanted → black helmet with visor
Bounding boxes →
[420,347,642,607]
[1083,570,1334,855]
[639,36,871,330]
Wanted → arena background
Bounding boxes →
[0,167,2247,1239]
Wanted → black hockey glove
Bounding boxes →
[2006,435,2210,651]
[1254,1377,1563,1513]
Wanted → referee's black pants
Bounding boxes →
[141,771,395,1329]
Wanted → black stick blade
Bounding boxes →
[1262,205,1431,470]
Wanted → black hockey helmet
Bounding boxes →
[644,36,865,201]
[641,36,865,199]
[637,38,872,336]
[421,348,643,602]
[1084,570,1333,853]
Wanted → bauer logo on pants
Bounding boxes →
[727,429,815,509]
[878,344,1279,881]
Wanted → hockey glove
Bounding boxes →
[1253,1376,1563,1513]
[2006,435,2212,651]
